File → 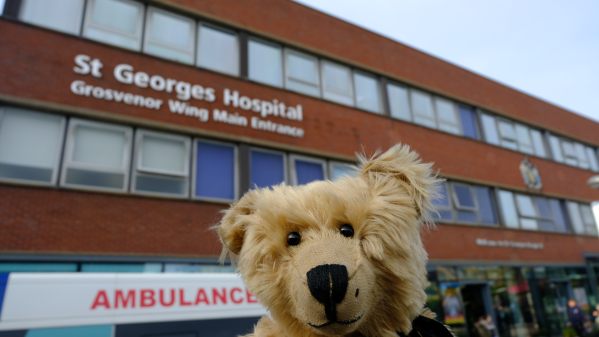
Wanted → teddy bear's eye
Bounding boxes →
[287,232,301,246]
[339,224,354,238]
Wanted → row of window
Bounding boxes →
[2,104,596,236]
[480,112,599,170]
[435,181,598,236]
[6,0,599,172]
[0,106,355,201]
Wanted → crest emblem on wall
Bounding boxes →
[520,157,542,191]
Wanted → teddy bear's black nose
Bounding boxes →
[307,264,348,322]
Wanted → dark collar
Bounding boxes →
[398,315,454,337]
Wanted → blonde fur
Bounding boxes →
[217,144,441,337]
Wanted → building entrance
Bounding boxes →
[461,283,495,337]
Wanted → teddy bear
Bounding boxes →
[217,144,453,337]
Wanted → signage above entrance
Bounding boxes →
[475,238,544,250]
[69,54,305,138]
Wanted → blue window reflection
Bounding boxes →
[250,149,285,188]
[459,105,480,140]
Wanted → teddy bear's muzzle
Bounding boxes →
[307,264,349,322]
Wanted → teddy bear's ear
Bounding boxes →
[358,144,440,223]
[216,189,259,257]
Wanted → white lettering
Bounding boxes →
[114,64,134,84]
[223,89,303,121]
[250,117,304,138]
[213,109,248,127]
[73,54,103,78]
[168,100,209,122]
[70,80,163,110]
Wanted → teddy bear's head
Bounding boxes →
[217,144,439,337]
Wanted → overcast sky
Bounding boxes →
[295,0,599,124]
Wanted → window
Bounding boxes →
[547,133,597,170]
[580,204,598,236]
[250,148,286,188]
[497,190,518,228]
[194,140,237,201]
[459,105,479,140]
[61,119,132,192]
[19,0,85,35]
[132,130,190,197]
[561,141,578,166]
[480,113,499,145]
[548,134,564,162]
[284,49,320,97]
[290,155,325,185]
[538,199,568,233]
[321,60,354,106]
[499,192,570,233]
[144,7,195,64]
[197,24,239,76]
[496,119,518,150]
[515,194,538,230]
[567,202,598,236]
[0,107,65,185]
[83,0,144,51]
[515,124,533,154]
[475,187,497,225]
[434,182,496,225]
[433,182,453,222]
[387,83,411,121]
[434,97,461,135]
[452,184,476,210]
[451,184,482,223]
[586,147,599,172]
[410,90,435,128]
[329,162,356,181]
[353,71,382,113]
[248,38,282,86]
[574,143,590,169]
[530,129,547,158]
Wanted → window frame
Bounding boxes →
[130,129,191,199]
[496,189,519,229]
[386,81,412,122]
[82,0,145,51]
[289,154,327,186]
[60,118,133,193]
[320,59,355,106]
[450,183,478,212]
[496,118,518,150]
[134,129,190,177]
[514,123,534,154]
[434,182,455,222]
[247,36,283,87]
[19,0,86,35]
[192,138,239,203]
[433,96,462,135]
[585,146,599,172]
[352,70,383,114]
[514,194,544,230]
[328,161,356,181]
[249,147,288,188]
[143,6,196,65]
[196,22,240,76]
[284,48,321,97]
[560,140,579,166]
[0,106,67,187]
[409,89,436,128]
